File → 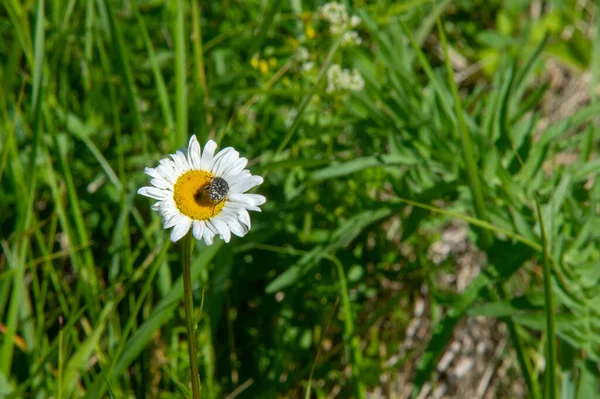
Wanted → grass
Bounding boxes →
[1,0,599,398]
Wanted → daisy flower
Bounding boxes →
[138,136,265,245]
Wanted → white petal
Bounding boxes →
[164,213,185,229]
[222,157,248,181]
[217,208,239,225]
[228,170,252,185]
[138,186,169,200]
[158,198,177,216]
[227,218,246,237]
[205,220,218,234]
[244,194,266,206]
[211,218,231,243]
[150,178,172,190]
[144,167,162,179]
[188,135,202,169]
[212,148,237,176]
[170,150,191,174]
[225,201,262,212]
[161,209,178,221]
[151,201,161,211]
[214,147,235,160]
[237,209,251,230]
[230,175,264,193]
[159,203,178,218]
[157,160,178,183]
[203,227,215,245]
[228,192,265,207]
[200,140,218,170]
[224,201,252,209]
[192,220,205,241]
[170,217,192,242]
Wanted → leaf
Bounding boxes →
[311,154,417,181]
[330,207,393,249]
[265,246,325,294]
[0,371,13,395]
[576,360,599,399]
[64,301,116,397]
[266,207,393,293]
[467,297,542,318]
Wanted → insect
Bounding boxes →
[206,176,229,214]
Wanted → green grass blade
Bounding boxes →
[174,0,187,147]
[191,0,210,138]
[134,6,175,135]
[63,301,117,397]
[311,154,418,181]
[437,19,492,248]
[0,0,45,374]
[328,255,365,399]
[103,0,146,152]
[400,20,454,125]
[536,197,558,399]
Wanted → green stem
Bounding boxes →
[535,198,557,399]
[437,19,492,249]
[183,233,201,399]
[327,254,365,399]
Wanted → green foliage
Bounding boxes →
[1,0,599,397]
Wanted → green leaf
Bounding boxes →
[0,370,13,395]
[330,207,393,249]
[265,246,325,294]
[266,207,393,293]
[311,154,417,181]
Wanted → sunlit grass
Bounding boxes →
[1,0,599,397]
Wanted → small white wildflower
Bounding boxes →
[326,64,342,93]
[301,61,315,72]
[341,30,362,47]
[320,2,348,27]
[326,64,364,93]
[319,2,362,36]
[329,23,345,36]
[296,47,310,62]
[348,69,365,91]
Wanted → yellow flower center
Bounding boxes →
[173,170,225,220]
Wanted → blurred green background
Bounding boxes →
[1,0,600,398]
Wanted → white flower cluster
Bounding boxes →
[326,64,365,94]
[295,47,315,73]
[301,61,314,72]
[319,2,362,44]
[341,30,362,47]
[296,47,310,62]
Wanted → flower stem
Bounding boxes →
[183,232,201,398]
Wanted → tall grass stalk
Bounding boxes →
[175,0,188,148]
[183,233,202,398]
[329,255,365,399]
[535,198,558,399]
[436,19,491,248]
